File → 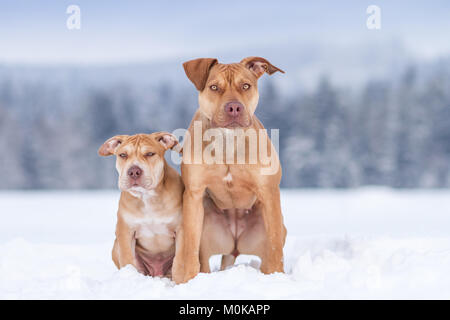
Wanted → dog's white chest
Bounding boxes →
[123,212,177,239]
[223,172,233,182]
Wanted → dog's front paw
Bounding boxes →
[172,260,200,284]
[182,262,200,283]
[171,261,185,284]
[260,258,284,275]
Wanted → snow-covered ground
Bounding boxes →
[1,188,450,299]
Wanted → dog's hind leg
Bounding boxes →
[199,196,235,273]
[199,251,211,273]
[220,254,236,270]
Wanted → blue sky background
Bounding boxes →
[0,1,449,64]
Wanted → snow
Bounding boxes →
[1,188,450,299]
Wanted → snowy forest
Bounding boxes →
[0,59,449,189]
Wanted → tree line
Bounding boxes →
[0,63,449,189]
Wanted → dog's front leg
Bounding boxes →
[116,219,137,269]
[258,186,285,274]
[173,186,205,283]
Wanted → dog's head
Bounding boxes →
[98,132,179,194]
[183,57,284,128]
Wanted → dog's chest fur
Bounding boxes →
[128,209,180,256]
[124,211,178,238]
[125,200,180,234]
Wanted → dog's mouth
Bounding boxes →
[124,176,156,191]
[120,178,147,192]
[226,121,246,128]
[126,177,143,188]
[125,182,153,193]
[212,118,252,129]
[126,185,154,199]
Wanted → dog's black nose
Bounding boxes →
[224,101,243,117]
[127,166,142,179]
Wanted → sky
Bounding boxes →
[0,0,449,65]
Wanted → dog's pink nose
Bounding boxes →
[224,101,243,117]
[127,166,142,180]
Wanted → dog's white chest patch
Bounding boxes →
[223,172,233,182]
[123,212,177,239]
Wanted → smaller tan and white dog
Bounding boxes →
[98,132,183,278]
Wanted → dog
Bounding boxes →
[172,56,287,284]
[98,132,183,278]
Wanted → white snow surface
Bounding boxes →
[1,188,450,299]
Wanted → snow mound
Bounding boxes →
[1,235,450,299]
[1,189,450,299]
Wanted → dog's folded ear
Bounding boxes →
[98,135,128,156]
[155,132,181,152]
[240,57,285,78]
[183,58,218,91]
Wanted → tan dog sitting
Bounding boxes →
[172,57,287,283]
[98,132,183,278]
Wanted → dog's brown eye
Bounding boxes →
[243,83,250,90]
[145,152,155,157]
[119,153,127,158]
[210,85,218,91]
